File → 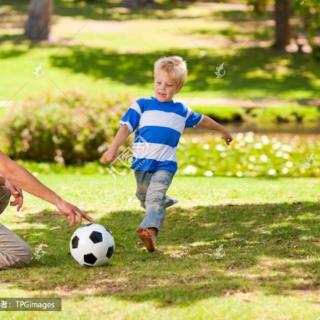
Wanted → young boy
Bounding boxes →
[102,56,232,252]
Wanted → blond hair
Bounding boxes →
[154,56,187,90]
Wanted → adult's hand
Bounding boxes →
[55,200,94,227]
[4,178,24,211]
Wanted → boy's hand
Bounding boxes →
[222,132,233,145]
[101,148,118,164]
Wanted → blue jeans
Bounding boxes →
[135,170,174,231]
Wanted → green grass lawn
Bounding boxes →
[1,1,320,105]
[0,175,319,319]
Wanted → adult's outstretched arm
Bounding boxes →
[0,151,93,226]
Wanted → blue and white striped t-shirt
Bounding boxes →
[120,97,204,174]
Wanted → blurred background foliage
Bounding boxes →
[0,0,319,176]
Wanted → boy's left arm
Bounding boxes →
[198,115,232,145]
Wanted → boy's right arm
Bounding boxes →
[101,125,131,164]
[198,115,232,145]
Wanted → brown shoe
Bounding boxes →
[137,228,157,252]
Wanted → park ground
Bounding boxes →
[0,175,319,319]
[0,1,319,319]
[0,0,319,109]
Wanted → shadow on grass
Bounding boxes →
[1,0,275,22]
[0,0,190,22]
[49,46,320,98]
[207,9,273,22]
[0,34,27,44]
[0,34,32,59]
[0,47,29,59]
[186,25,274,42]
[1,201,319,306]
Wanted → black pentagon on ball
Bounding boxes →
[106,246,114,259]
[89,231,103,244]
[71,235,79,249]
[84,253,97,265]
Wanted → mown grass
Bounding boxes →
[1,44,319,102]
[1,1,320,105]
[0,175,319,319]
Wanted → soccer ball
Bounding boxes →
[70,223,115,267]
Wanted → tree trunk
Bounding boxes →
[123,0,155,9]
[25,0,53,41]
[274,0,291,50]
[248,0,267,15]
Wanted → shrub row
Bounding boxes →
[1,91,319,172]
[16,132,320,178]
[1,91,130,164]
[193,104,320,125]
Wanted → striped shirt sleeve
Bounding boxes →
[185,107,204,128]
[119,101,142,132]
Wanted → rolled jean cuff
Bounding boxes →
[139,215,162,231]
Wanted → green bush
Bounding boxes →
[192,105,245,123]
[249,105,320,124]
[178,132,320,178]
[2,91,130,164]
[15,132,320,178]
[192,104,320,126]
